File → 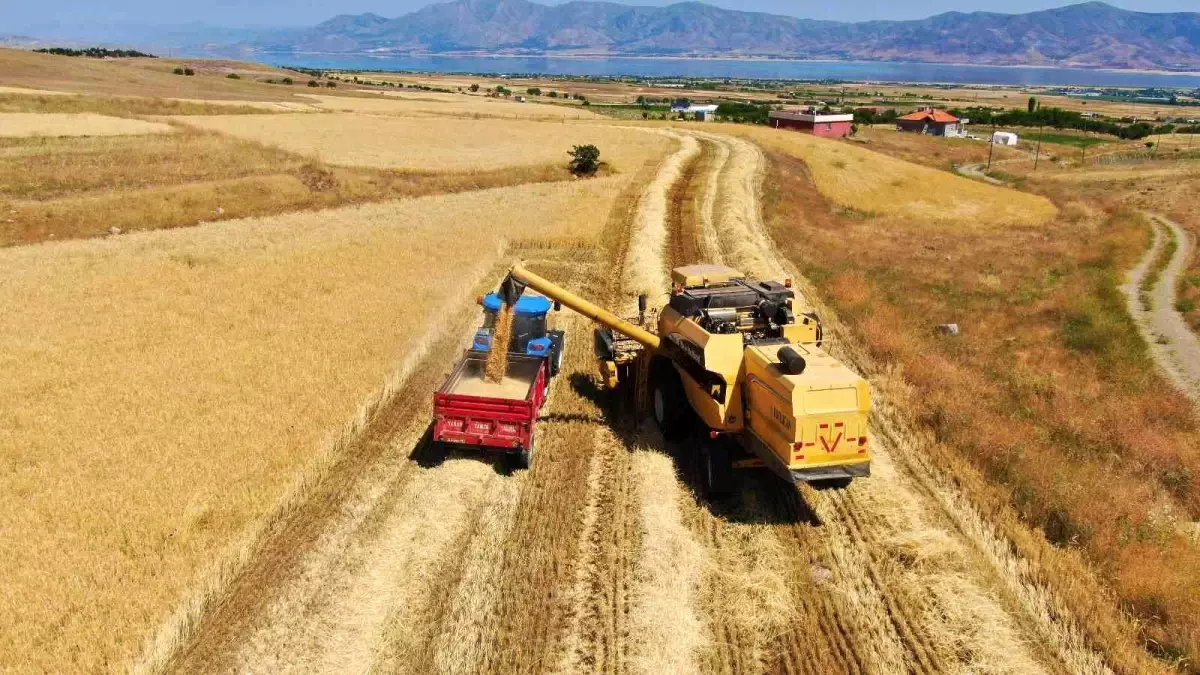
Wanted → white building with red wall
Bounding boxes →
[768,110,854,138]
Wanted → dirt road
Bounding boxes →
[1124,213,1200,403]
[148,129,1123,674]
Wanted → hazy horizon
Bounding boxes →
[4,0,1197,32]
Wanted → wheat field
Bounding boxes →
[0,112,172,137]
[0,169,672,672]
[178,113,659,171]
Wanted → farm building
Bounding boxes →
[670,101,720,121]
[768,109,854,138]
[896,107,965,137]
[992,131,1019,146]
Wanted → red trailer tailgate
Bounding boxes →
[433,352,547,451]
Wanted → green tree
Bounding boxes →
[307,80,320,87]
[173,67,184,75]
[1028,96,1038,113]
[636,95,646,106]
[469,83,480,92]
[568,144,601,176]
[183,67,195,76]
[281,77,293,85]
[226,73,241,79]
[527,87,542,96]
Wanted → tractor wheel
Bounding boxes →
[701,441,734,499]
[652,367,687,440]
[551,345,564,376]
[516,434,535,471]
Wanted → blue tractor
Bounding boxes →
[471,292,566,376]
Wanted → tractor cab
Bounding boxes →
[473,292,565,374]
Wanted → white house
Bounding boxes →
[670,102,720,121]
[992,131,1019,146]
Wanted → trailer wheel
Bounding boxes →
[652,367,687,440]
[517,434,535,471]
[701,441,734,499]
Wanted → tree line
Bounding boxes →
[34,47,156,58]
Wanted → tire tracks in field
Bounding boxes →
[1124,212,1200,404]
[157,133,679,675]
[751,140,1117,674]
[413,135,696,674]
[663,129,1100,675]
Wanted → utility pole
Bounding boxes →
[987,124,996,170]
[1033,127,1043,170]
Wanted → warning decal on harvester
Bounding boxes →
[818,422,843,454]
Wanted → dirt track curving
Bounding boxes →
[1124,213,1200,403]
[150,128,1124,675]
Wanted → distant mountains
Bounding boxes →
[259,0,1200,70]
[11,1,1200,71]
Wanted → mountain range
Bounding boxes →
[10,1,1200,71]
[258,0,1200,70]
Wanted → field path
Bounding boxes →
[661,128,1116,675]
[149,125,1129,675]
[1124,213,1200,402]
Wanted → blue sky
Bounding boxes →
[4,0,1195,31]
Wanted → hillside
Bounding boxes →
[262,0,1200,70]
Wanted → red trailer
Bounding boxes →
[432,352,549,469]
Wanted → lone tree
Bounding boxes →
[568,144,601,176]
[1028,96,1038,113]
[469,83,480,92]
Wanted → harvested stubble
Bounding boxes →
[713,123,1057,227]
[0,47,301,102]
[177,113,665,172]
[0,128,597,246]
[0,176,633,673]
[302,92,600,120]
[0,112,172,137]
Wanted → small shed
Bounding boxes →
[992,131,1019,146]
[768,110,854,138]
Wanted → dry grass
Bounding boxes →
[0,176,636,673]
[0,92,281,116]
[712,123,1057,227]
[0,112,171,137]
[176,113,661,172]
[854,126,1027,168]
[761,144,1198,669]
[302,91,601,120]
[0,128,600,246]
[0,48,302,102]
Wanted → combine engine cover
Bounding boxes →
[742,343,871,482]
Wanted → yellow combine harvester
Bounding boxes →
[497,263,870,496]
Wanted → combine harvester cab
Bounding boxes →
[430,291,564,470]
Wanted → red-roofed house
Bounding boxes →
[896,107,965,137]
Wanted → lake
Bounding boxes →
[252,53,1200,88]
